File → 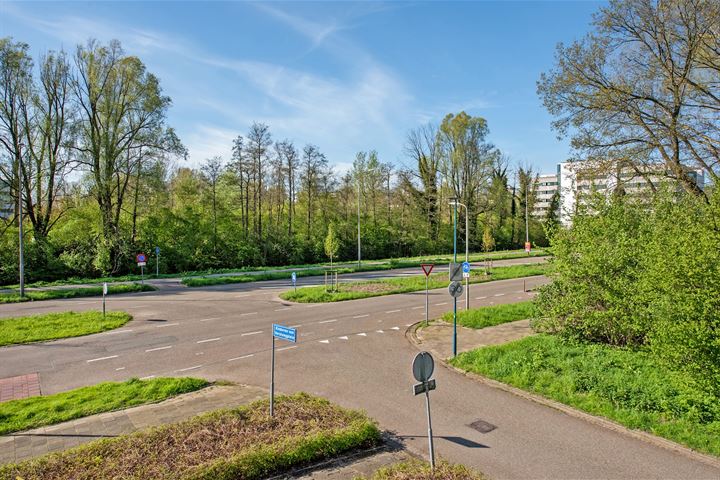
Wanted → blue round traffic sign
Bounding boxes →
[136,253,147,263]
[462,261,471,273]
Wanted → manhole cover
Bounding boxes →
[468,420,496,434]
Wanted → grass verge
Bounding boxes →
[0,310,132,347]
[450,334,720,457]
[0,283,155,304]
[442,301,535,329]
[280,263,548,303]
[360,460,485,479]
[0,393,381,480]
[0,377,208,435]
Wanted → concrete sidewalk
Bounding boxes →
[0,384,266,465]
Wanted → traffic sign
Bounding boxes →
[448,281,463,298]
[272,324,297,343]
[525,241,531,253]
[412,351,435,382]
[462,261,471,278]
[449,262,463,281]
[413,378,437,395]
[136,253,147,263]
[155,246,160,255]
[291,272,297,284]
[103,283,108,295]
[421,264,434,277]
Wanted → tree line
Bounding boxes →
[0,38,546,284]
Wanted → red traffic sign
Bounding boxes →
[136,253,147,263]
[421,264,434,276]
[524,242,531,253]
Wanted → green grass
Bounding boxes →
[442,301,535,329]
[450,334,720,457]
[281,263,548,303]
[359,460,485,479]
[0,393,381,480]
[0,310,133,346]
[0,283,155,303]
[0,377,209,435]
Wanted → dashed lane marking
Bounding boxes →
[175,365,202,372]
[475,296,487,300]
[196,337,221,344]
[104,329,134,335]
[319,339,330,344]
[240,312,258,317]
[115,367,125,371]
[277,346,297,351]
[353,314,369,319]
[494,293,505,297]
[145,345,172,353]
[306,304,324,308]
[391,327,400,330]
[318,319,337,324]
[339,336,349,340]
[228,354,254,361]
[385,309,401,314]
[412,306,424,310]
[196,352,204,356]
[274,308,291,312]
[435,302,448,306]
[241,331,263,336]
[200,317,220,322]
[140,375,156,380]
[87,355,119,363]
[357,333,367,337]
[376,330,384,333]
[156,322,179,328]
[290,324,302,328]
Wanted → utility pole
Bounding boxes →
[525,182,530,255]
[452,199,458,357]
[357,177,361,268]
[18,143,25,298]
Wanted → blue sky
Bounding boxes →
[1,1,602,175]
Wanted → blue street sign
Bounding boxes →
[155,246,160,255]
[291,272,297,284]
[462,261,471,273]
[272,324,297,343]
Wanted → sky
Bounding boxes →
[1,1,602,176]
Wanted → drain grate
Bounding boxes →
[468,419,497,434]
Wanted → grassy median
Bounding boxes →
[0,283,155,304]
[281,263,548,303]
[442,301,535,329]
[0,393,381,480]
[0,378,209,435]
[363,460,485,479]
[451,334,720,457]
[0,310,132,347]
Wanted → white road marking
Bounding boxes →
[435,302,448,306]
[196,352,204,356]
[318,319,337,324]
[376,330,384,333]
[306,304,323,308]
[405,324,413,327]
[115,367,125,371]
[176,365,202,372]
[391,327,400,331]
[339,336,349,340]
[357,333,367,337]
[240,312,258,317]
[145,345,172,353]
[228,354,254,361]
[290,324,302,328]
[412,306,424,310]
[196,337,221,344]
[260,286,282,289]
[140,375,156,380]
[274,308,291,312]
[277,345,297,351]
[73,301,94,305]
[353,314,369,319]
[494,293,505,297]
[385,309,401,314]
[241,330,263,336]
[156,322,179,328]
[87,355,118,363]
[319,339,330,344]
[104,329,134,335]
[475,296,487,300]
[200,317,220,322]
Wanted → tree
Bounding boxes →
[543,191,561,240]
[538,0,720,196]
[201,156,224,254]
[324,222,340,269]
[299,144,327,240]
[403,124,440,237]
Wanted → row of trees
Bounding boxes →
[0,37,547,284]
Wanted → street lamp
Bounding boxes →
[448,196,458,357]
[356,176,361,268]
[449,198,469,310]
[17,142,25,297]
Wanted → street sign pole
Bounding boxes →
[453,201,458,357]
[270,334,275,417]
[425,274,429,325]
[155,247,160,277]
[140,265,144,285]
[102,282,107,318]
[269,324,297,418]
[425,387,435,469]
[412,352,436,470]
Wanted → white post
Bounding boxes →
[17,143,25,298]
[270,334,275,417]
[425,390,435,469]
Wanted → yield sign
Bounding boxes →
[421,263,434,276]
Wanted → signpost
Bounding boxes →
[136,253,147,284]
[270,324,297,417]
[421,264,434,325]
[462,261,471,309]
[102,282,108,318]
[155,246,160,277]
[525,241,531,255]
[412,351,437,470]
[291,272,297,292]
[448,281,463,298]
[448,262,463,281]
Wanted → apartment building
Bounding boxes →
[532,173,559,218]
[0,182,12,221]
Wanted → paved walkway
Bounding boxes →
[0,384,266,465]
[0,373,41,402]
[414,319,534,359]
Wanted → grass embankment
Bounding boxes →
[0,393,381,480]
[363,460,485,479]
[451,334,720,457]
[183,249,548,287]
[0,310,132,347]
[0,283,155,304]
[281,263,548,303]
[442,301,535,329]
[0,378,208,435]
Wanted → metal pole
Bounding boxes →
[425,390,435,470]
[425,275,429,326]
[140,266,144,285]
[156,251,159,277]
[102,285,106,318]
[465,204,469,310]
[453,201,458,357]
[357,178,361,268]
[525,182,530,255]
[270,335,275,417]
[17,143,25,298]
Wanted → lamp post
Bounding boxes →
[356,176,361,268]
[525,182,530,255]
[449,199,469,310]
[17,142,25,298]
[449,197,458,357]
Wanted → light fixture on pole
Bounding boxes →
[449,196,458,357]
[356,175,361,268]
[449,198,469,310]
[17,142,25,298]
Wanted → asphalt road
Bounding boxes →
[0,261,718,479]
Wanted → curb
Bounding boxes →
[405,322,720,471]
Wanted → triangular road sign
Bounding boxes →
[421,263,434,276]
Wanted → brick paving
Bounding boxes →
[0,373,41,402]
